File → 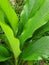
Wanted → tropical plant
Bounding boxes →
[0,0,49,65]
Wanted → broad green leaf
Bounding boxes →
[22,36,49,60]
[20,0,49,46]
[0,7,21,59]
[33,21,49,39]
[19,0,44,33]
[0,22,21,59]
[0,44,11,62]
[0,0,18,35]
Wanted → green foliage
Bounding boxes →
[0,7,21,60]
[20,0,49,46]
[20,0,44,32]
[0,0,49,65]
[22,36,49,60]
[0,0,18,35]
[0,44,11,62]
[0,22,21,59]
[33,21,49,39]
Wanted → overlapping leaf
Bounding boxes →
[19,0,44,33]
[0,9,21,60]
[33,21,49,39]
[0,0,18,35]
[22,36,49,60]
[0,44,11,62]
[0,22,21,59]
[20,0,49,46]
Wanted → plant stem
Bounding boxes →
[27,61,33,65]
[15,58,19,65]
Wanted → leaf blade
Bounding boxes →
[20,0,49,46]
[22,36,49,60]
[0,0,18,35]
[19,0,44,33]
[0,44,11,62]
[0,22,21,59]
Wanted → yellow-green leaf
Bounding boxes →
[0,22,21,59]
[0,0,18,35]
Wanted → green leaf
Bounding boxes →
[19,0,44,33]
[0,7,21,59]
[0,44,11,62]
[34,21,49,39]
[22,36,49,60]
[0,22,21,59]
[0,0,18,35]
[0,8,9,44]
[20,0,49,46]
[0,8,4,22]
